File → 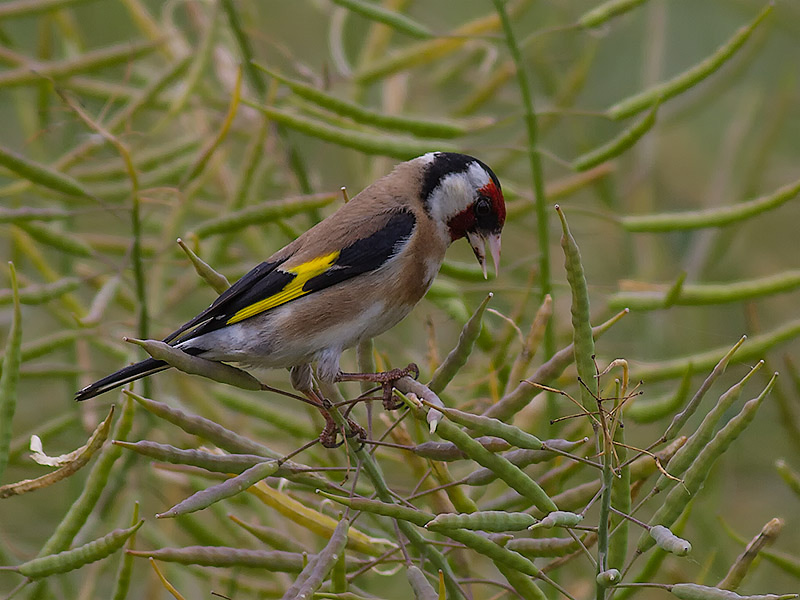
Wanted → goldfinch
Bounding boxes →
[76,152,505,444]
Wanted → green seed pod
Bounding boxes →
[464,439,582,486]
[127,546,306,572]
[157,460,279,518]
[434,418,557,513]
[670,583,797,600]
[426,511,537,532]
[281,518,349,600]
[18,521,143,579]
[429,294,493,393]
[125,338,263,391]
[407,565,439,600]
[596,568,621,587]
[579,0,647,28]
[412,437,510,461]
[435,405,543,450]
[507,536,583,558]
[650,525,692,556]
[608,4,773,120]
[114,440,267,474]
[530,511,583,530]
[638,375,777,553]
[317,491,433,527]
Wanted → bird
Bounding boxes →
[76,152,506,446]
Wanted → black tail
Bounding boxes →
[75,358,169,401]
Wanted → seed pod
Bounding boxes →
[507,536,582,558]
[435,405,543,450]
[530,511,583,530]
[281,518,349,600]
[157,460,279,518]
[465,439,583,486]
[407,565,439,600]
[426,511,537,532]
[114,440,267,474]
[318,490,433,527]
[412,436,510,461]
[433,418,557,513]
[18,521,143,579]
[650,525,692,556]
[127,546,306,572]
[670,582,797,600]
[596,568,621,587]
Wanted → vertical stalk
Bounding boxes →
[491,0,553,370]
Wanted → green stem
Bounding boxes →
[492,0,554,414]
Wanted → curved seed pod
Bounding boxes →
[507,536,582,558]
[650,525,692,556]
[440,528,541,578]
[546,481,601,515]
[191,192,338,238]
[573,102,658,171]
[661,336,746,442]
[433,417,557,513]
[496,562,547,600]
[125,391,327,490]
[18,521,143,579]
[157,460,279,518]
[317,490,433,527]
[407,565,439,600]
[626,366,694,423]
[37,396,135,557]
[629,436,688,481]
[1,278,80,307]
[243,101,457,160]
[114,440,267,474]
[281,518,349,600]
[177,238,229,293]
[655,361,764,494]
[228,516,305,553]
[17,222,93,257]
[530,511,583,530]
[0,406,114,499]
[464,439,583,486]
[0,263,22,484]
[412,436,510,461]
[638,376,777,553]
[596,568,621,587]
[579,0,647,28]
[426,511,536,532]
[125,338,262,391]
[429,294,493,393]
[435,405,542,450]
[329,0,433,39]
[607,4,773,120]
[127,546,306,571]
[670,583,797,600]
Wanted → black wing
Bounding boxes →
[164,209,416,343]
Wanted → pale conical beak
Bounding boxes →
[466,230,502,279]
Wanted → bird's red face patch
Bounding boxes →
[480,180,506,230]
[447,180,506,241]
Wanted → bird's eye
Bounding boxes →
[474,196,492,217]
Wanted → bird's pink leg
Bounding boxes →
[335,363,419,410]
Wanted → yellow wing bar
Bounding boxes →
[226,250,340,325]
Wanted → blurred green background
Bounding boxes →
[0,0,799,598]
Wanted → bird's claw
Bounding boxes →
[319,418,367,449]
[380,362,418,410]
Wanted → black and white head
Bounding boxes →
[419,152,506,277]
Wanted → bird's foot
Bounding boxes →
[319,417,367,448]
[336,363,419,411]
